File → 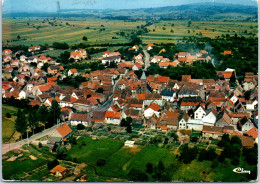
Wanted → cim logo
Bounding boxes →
[233,167,251,174]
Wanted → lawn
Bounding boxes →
[125,145,176,172]
[66,136,124,165]
[2,105,18,142]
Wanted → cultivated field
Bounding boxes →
[3,18,258,46]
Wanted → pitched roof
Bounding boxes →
[105,111,121,119]
[146,103,160,111]
[140,71,147,80]
[69,68,78,73]
[56,124,72,138]
[160,88,175,96]
[202,125,223,134]
[246,127,258,139]
[70,113,89,122]
[92,111,106,122]
[239,136,255,147]
[50,165,68,174]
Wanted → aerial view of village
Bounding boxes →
[1,0,258,182]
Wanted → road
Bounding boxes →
[141,45,151,71]
[2,125,59,154]
[89,76,120,116]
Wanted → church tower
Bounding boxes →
[140,71,147,94]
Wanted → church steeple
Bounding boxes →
[140,71,147,94]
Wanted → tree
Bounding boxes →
[49,100,61,126]
[96,159,106,167]
[158,161,165,171]
[42,63,50,72]
[170,29,174,33]
[77,124,85,130]
[28,110,39,135]
[96,87,104,93]
[126,125,132,133]
[146,163,153,174]
[56,145,67,159]
[82,36,88,41]
[164,137,169,144]
[15,109,27,138]
[129,168,148,181]
[17,35,21,40]
[38,142,43,148]
[38,105,49,128]
[47,159,59,170]
[6,113,11,118]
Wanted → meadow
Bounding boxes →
[2,105,19,143]
[3,17,258,46]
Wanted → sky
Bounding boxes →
[2,0,258,13]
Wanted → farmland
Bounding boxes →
[3,18,258,46]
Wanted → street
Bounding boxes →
[2,125,58,154]
[142,46,151,71]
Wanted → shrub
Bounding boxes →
[96,159,106,167]
[77,124,85,130]
[6,113,11,118]
[38,142,43,148]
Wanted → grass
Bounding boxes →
[2,145,54,180]
[3,18,257,46]
[172,160,212,182]
[66,136,124,165]
[2,105,18,142]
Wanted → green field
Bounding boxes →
[2,105,19,142]
[3,18,258,46]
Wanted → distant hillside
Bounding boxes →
[3,2,258,21]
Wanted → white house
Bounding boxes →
[104,111,124,125]
[17,90,27,99]
[68,68,78,76]
[70,113,90,126]
[144,103,160,119]
[160,88,176,102]
[202,108,217,126]
[246,100,258,111]
[194,105,206,120]
[186,119,204,131]
[124,140,135,147]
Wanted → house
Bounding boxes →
[215,111,232,127]
[246,127,258,143]
[178,113,189,129]
[28,45,41,52]
[134,53,143,60]
[70,113,90,126]
[202,108,218,126]
[202,125,223,139]
[194,105,206,120]
[144,103,160,119]
[102,51,111,58]
[237,117,255,133]
[104,111,123,125]
[102,56,121,64]
[49,123,72,140]
[151,56,163,63]
[50,165,68,177]
[146,43,155,51]
[124,140,135,147]
[70,49,87,60]
[3,49,12,55]
[159,62,177,69]
[160,88,176,102]
[92,111,106,124]
[68,68,78,76]
[223,50,232,55]
[48,65,64,74]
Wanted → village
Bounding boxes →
[2,43,258,181]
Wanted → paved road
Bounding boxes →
[89,76,120,116]
[2,124,60,154]
[141,45,151,71]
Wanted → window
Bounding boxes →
[196,116,198,119]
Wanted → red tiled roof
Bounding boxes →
[70,113,89,121]
[50,165,68,174]
[105,111,121,119]
[246,127,258,139]
[159,76,169,83]
[146,103,160,111]
[224,50,232,55]
[56,124,72,138]
[69,68,78,73]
